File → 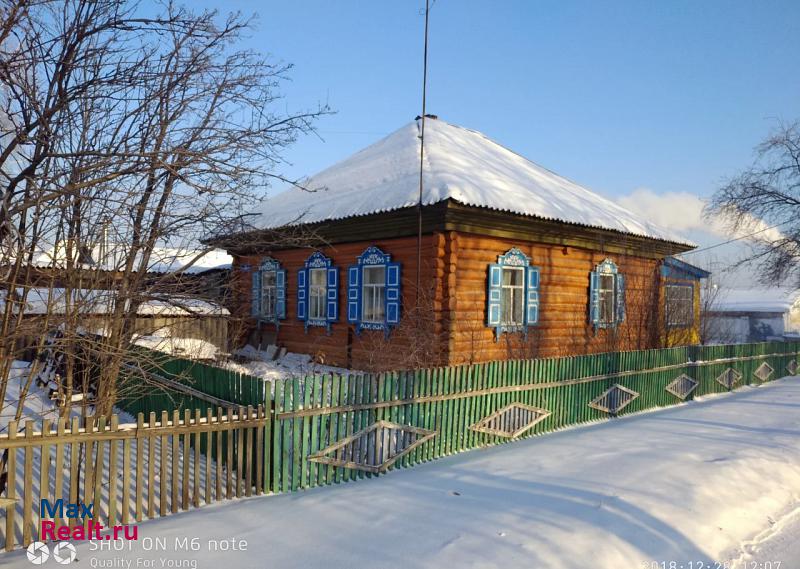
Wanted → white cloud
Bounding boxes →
[616,188,783,244]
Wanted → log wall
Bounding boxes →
[233,235,445,371]
[232,231,698,370]
[443,231,664,364]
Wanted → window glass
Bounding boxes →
[261,270,277,317]
[598,273,616,325]
[309,268,327,320]
[501,267,525,325]
[666,285,693,327]
[362,266,386,323]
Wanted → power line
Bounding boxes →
[680,218,792,256]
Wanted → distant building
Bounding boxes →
[2,243,233,359]
[215,117,709,370]
[704,288,800,344]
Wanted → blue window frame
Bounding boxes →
[251,257,286,324]
[487,248,540,340]
[297,251,339,333]
[347,246,401,334]
[589,258,625,329]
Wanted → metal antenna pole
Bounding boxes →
[416,0,430,302]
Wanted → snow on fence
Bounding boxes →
[2,341,799,552]
[268,341,800,492]
[0,406,267,551]
[113,341,800,494]
[116,351,266,418]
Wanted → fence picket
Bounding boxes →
[22,421,33,547]
[108,416,119,525]
[205,408,213,504]
[68,418,79,530]
[216,407,223,502]
[179,410,189,510]
[37,419,51,541]
[159,411,168,516]
[236,406,244,498]
[245,406,253,497]
[123,435,131,525]
[54,418,65,530]
[193,409,201,508]
[5,420,17,551]
[226,409,234,499]
[2,341,798,552]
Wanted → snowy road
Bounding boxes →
[2,378,800,569]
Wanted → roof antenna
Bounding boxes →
[416,0,430,304]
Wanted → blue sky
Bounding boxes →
[184,0,800,203]
[182,0,798,283]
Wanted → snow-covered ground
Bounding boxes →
[133,329,220,360]
[221,345,353,381]
[741,509,800,565]
[3,377,799,568]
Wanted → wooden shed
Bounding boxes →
[216,117,707,370]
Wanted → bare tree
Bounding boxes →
[707,120,800,285]
[0,1,327,419]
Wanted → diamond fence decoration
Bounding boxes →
[754,362,774,382]
[308,421,436,474]
[716,367,742,389]
[588,384,640,414]
[471,403,552,438]
[787,359,798,376]
[665,374,699,400]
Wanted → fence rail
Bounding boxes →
[2,341,799,552]
[0,406,267,551]
[268,341,800,493]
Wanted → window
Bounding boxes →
[589,259,625,329]
[362,266,386,323]
[250,257,286,322]
[347,246,401,333]
[297,251,338,331]
[261,270,277,317]
[598,273,616,325]
[308,268,327,320]
[501,267,525,326]
[665,284,693,327]
[487,248,540,340]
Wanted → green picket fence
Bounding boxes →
[269,341,800,493]
[113,341,800,496]
[116,348,267,417]
[114,349,269,486]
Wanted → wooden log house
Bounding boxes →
[216,117,709,370]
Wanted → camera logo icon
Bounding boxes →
[52,542,77,564]
[25,541,49,565]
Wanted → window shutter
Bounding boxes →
[276,269,287,320]
[347,265,360,323]
[487,264,502,327]
[616,273,626,323]
[385,262,402,325]
[525,266,540,326]
[589,271,600,325]
[296,268,307,321]
[326,267,339,322]
[251,270,261,316]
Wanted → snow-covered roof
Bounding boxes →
[252,118,693,245]
[0,288,229,316]
[710,288,800,313]
[28,243,232,274]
